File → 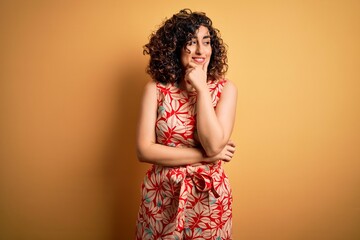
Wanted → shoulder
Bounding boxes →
[219,79,237,101]
[143,80,177,103]
[143,80,164,95]
[141,80,158,101]
[222,79,237,93]
[144,80,157,91]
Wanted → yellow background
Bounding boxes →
[1,0,359,239]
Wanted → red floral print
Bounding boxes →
[136,79,232,240]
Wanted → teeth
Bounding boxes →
[193,58,205,62]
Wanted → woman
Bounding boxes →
[136,9,237,240]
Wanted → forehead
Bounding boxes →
[193,25,210,37]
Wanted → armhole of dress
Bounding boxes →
[155,82,161,107]
[217,78,228,101]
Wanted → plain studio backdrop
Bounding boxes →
[0,0,359,239]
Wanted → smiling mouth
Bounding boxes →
[192,57,205,63]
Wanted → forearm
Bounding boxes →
[196,90,226,156]
[136,143,205,167]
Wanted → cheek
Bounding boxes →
[180,53,187,66]
[207,48,212,56]
[180,49,192,65]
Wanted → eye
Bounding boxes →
[187,39,197,46]
[203,41,211,45]
[188,40,196,46]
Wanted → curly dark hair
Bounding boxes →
[143,9,228,84]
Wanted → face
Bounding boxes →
[180,25,212,68]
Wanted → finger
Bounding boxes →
[227,140,235,146]
[222,158,230,163]
[227,143,236,149]
[185,67,194,76]
[227,147,235,154]
[225,152,234,158]
[224,144,235,152]
[185,66,196,79]
[187,61,197,69]
[185,64,195,73]
[226,144,235,151]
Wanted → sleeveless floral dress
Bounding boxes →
[136,79,233,240]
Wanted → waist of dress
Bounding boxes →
[151,160,222,175]
[150,161,224,232]
[150,161,223,197]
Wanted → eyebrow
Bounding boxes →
[191,35,211,40]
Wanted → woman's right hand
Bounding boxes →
[203,140,236,163]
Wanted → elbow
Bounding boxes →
[201,134,227,157]
[136,142,156,164]
[136,152,145,163]
[136,145,148,163]
[203,144,224,158]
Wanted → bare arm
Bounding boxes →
[136,81,235,167]
[185,61,238,157]
[196,80,237,156]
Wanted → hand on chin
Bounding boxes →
[184,79,196,93]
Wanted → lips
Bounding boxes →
[192,57,205,64]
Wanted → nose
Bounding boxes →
[195,43,203,55]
